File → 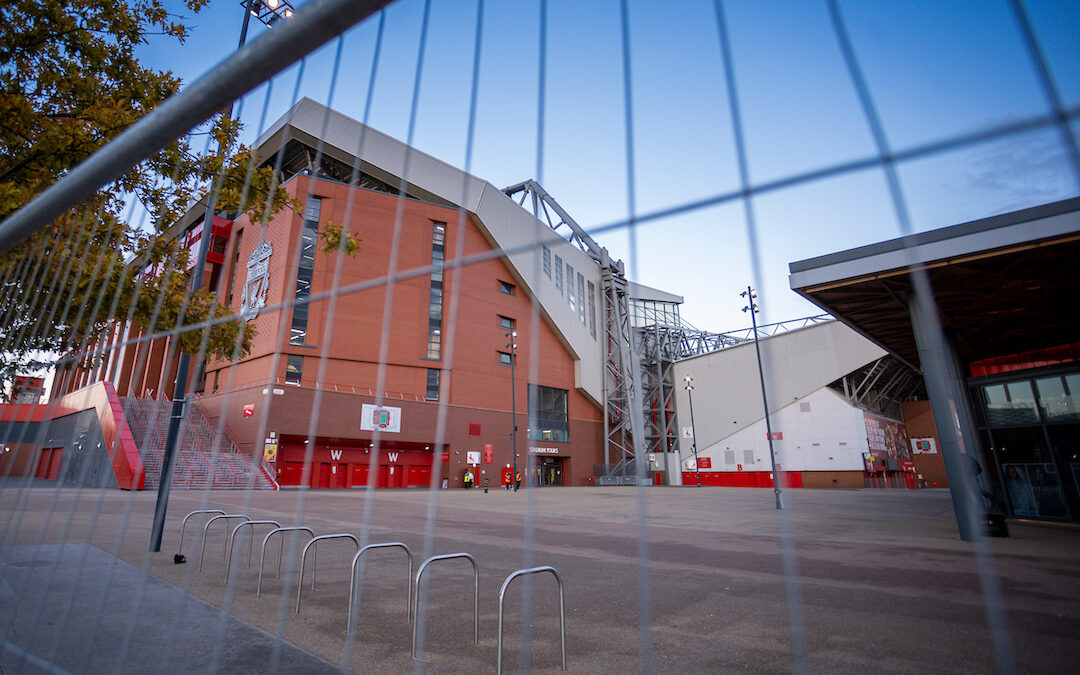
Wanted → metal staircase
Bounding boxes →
[120,395,276,490]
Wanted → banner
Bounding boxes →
[863,413,910,459]
[360,404,401,433]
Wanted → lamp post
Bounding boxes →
[742,286,782,510]
[506,330,518,490]
[149,0,295,553]
[684,375,701,487]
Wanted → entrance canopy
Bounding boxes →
[788,198,1080,371]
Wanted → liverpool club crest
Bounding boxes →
[240,240,273,321]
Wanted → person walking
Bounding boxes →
[514,471,522,491]
[463,470,473,489]
[483,476,489,494]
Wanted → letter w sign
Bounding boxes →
[388,452,399,462]
[330,449,342,460]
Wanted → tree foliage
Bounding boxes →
[0,0,296,396]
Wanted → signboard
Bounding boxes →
[529,447,559,455]
[483,443,494,464]
[864,413,910,459]
[698,457,712,469]
[243,404,255,418]
[264,442,277,462]
[681,426,694,439]
[466,451,481,465]
[360,404,401,433]
[911,438,937,454]
[766,432,783,441]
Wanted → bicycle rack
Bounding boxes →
[177,509,225,556]
[257,526,317,597]
[224,520,281,583]
[347,542,414,634]
[412,553,479,661]
[497,566,567,674]
[296,533,359,613]
[199,514,250,571]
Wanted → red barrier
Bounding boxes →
[681,471,803,488]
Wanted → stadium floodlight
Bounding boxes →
[743,287,782,510]
[684,375,701,487]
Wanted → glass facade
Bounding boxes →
[427,223,446,359]
[630,299,681,328]
[426,368,440,401]
[976,366,1080,521]
[285,354,303,385]
[528,385,569,442]
[289,196,321,345]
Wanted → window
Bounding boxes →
[498,315,515,331]
[554,254,563,295]
[303,195,322,221]
[226,228,243,309]
[290,196,321,345]
[587,281,596,338]
[577,272,586,324]
[542,246,551,278]
[566,264,576,312]
[497,351,513,366]
[528,385,569,442]
[498,280,515,295]
[427,223,446,359]
[285,355,303,385]
[426,369,440,401]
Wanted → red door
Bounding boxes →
[408,465,430,487]
[35,449,51,479]
[317,463,331,488]
[280,462,303,485]
[335,465,347,488]
[351,464,370,487]
[47,449,62,480]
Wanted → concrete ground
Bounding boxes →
[1,483,1078,673]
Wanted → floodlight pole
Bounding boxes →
[507,330,518,488]
[744,286,782,510]
[150,0,289,552]
[684,375,701,487]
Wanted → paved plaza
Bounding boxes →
[2,484,1079,673]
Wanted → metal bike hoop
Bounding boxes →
[257,526,317,597]
[199,514,250,571]
[347,541,413,634]
[295,533,359,613]
[178,509,225,555]
[412,553,479,661]
[224,520,281,583]
[497,565,567,674]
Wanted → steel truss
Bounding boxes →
[504,180,647,479]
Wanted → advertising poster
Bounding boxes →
[864,414,911,460]
[1005,463,1068,518]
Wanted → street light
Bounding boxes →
[742,286,782,510]
[684,375,701,487]
[248,0,295,29]
[506,330,518,490]
[150,0,295,553]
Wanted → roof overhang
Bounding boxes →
[788,197,1080,371]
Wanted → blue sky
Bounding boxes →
[138,0,1080,332]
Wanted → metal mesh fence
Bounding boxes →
[1,0,1078,672]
